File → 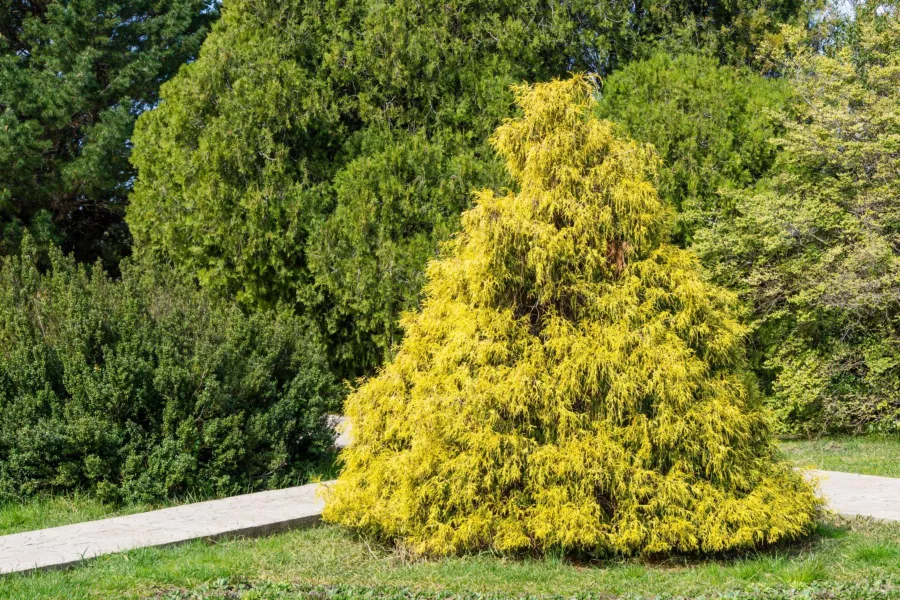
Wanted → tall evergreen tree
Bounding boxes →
[0,0,217,268]
[128,0,805,380]
[323,76,820,556]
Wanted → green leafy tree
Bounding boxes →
[696,6,900,433]
[128,0,805,380]
[0,0,217,268]
[596,52,791,244]
[322,76,820,557]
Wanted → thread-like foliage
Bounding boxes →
[323,76,820,557]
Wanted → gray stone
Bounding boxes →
[807,470,900,522]
[328,414,352,449]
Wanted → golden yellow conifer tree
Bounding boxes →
[323,75,820,556]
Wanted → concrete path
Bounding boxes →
[329,415,352,450]
[810,470,900,522]
[0,482,326,575]
[0,418,351,576]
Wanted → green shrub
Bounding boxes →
[323,76,819,557]
[0,237,336,503]
[596,52,790,244]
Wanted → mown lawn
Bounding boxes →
[780,434,900,478]
[1,518,899,599]
[0,494,173,537]
[0,451,341,537]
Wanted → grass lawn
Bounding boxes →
[0,452,342,538]
[780,434,900,478]
[0,494,180,537]
[0,518,898,599]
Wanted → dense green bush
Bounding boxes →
[0,237,336,503]
[128,0,804,381]
[696,8,900,434]
[596,51,790,244]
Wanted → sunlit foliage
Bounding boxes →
[323,76,820,557]
[697,6,900,433]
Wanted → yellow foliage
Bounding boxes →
[323,75,821,557]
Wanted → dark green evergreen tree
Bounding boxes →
[0,0,217,268]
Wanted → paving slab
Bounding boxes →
[0,482,328,575]
[329,414,352,449]
[808,469,900,522]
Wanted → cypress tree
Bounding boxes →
[0,0,217,268]
[596,52,790,245]
[323,76,820,557]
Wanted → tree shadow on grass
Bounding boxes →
[329,515,856,573]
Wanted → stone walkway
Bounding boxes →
[810,470,900,522]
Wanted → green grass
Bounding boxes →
[0,518,897,599]
[780,434,900,478]
[0,494,171,537]
[0,452,341,538]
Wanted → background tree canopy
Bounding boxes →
[696,7,900,434]
[0,0,217,269]
[128,0,804,381]
[596,51,791,245]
